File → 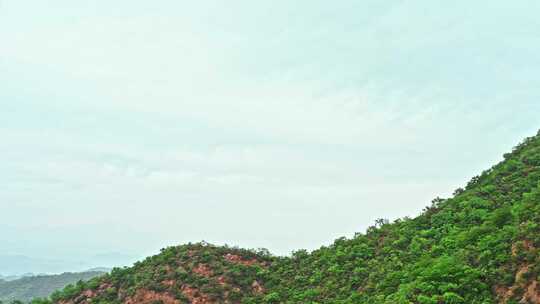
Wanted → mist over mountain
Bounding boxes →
[0,273,35,282]
[0,255,71,277]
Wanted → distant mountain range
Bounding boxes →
[0,273,35,282]
[0,269,109,302]
[0,253,137,277]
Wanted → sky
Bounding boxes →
[1,1,539,275]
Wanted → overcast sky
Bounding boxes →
[1,1,539,274]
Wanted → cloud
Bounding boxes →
[0,0,539,268]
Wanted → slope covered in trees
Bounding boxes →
[25,131,540,303]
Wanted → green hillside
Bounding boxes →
[21,131,540,303]
[0,271,105,303]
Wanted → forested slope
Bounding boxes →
[26,131,540,303]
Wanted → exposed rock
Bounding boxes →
[521,280,540,304]
[124,289,179,304]
[193,263,213,277]
[223,254,259,266]
[181,285,214,304]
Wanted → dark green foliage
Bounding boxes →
[249,131,540,304]
[34,131,540,303]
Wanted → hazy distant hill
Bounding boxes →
[0,253,136,276]
[0,271,106,302]
[0,273,35,282]
[26,131,540,303]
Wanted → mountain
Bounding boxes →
[0,271,106,303]
[24,131,540,303]
[0,274,35,282]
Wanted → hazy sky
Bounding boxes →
[1,1,539,274]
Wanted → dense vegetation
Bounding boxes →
[0,271,105,303]
[11,131,540,303]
